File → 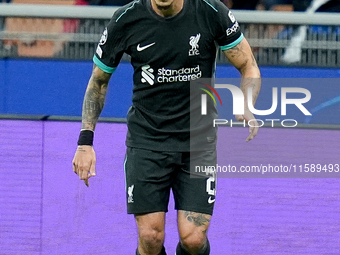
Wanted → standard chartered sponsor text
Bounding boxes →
[157,65,202,83]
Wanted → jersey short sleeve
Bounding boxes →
[211,0,244,51]
[93,9,127,73]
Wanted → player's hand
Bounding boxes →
[235,108,259,142]
[72,145,96,187]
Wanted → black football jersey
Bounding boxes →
[93,0,243,151]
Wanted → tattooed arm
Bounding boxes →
[223,37,261,142]
[72,65,112,186]
[82,64,112,130]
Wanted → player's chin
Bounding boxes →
[154,0,173,9]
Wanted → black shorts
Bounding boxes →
[124,147,217,215]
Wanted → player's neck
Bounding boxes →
[150,0,184,17]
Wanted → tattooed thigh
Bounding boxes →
[184,211,211,227]
[178,210,211,237]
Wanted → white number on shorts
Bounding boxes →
[206,171,216,196]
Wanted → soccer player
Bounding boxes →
[72,0,261,254]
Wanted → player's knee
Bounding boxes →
[180,230,206,251]
[139,227,165,249]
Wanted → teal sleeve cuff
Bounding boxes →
[93,55,117,74]
[220,33,244,51]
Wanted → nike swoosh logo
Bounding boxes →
[208,196,215,204]
[137,42,155,51]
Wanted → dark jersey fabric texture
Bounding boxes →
[93,0,243,151]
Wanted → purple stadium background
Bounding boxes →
[0,119,340,255]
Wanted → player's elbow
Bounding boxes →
[239,61,261,79]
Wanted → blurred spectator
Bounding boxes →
[317,0,340,12]
[293,0,340,12]
[262,0,293,10]
[222,0,232,8]
[0,0,11,31]
[292,0,314,11]
[282,0,339,64]
[63,0,90,33]
[228,0,340,11]
[230,0,260,10]
[85,0,132,6]
[75,0,89,5]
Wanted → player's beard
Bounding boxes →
[151,0,183,16]
[154,0,174,10]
